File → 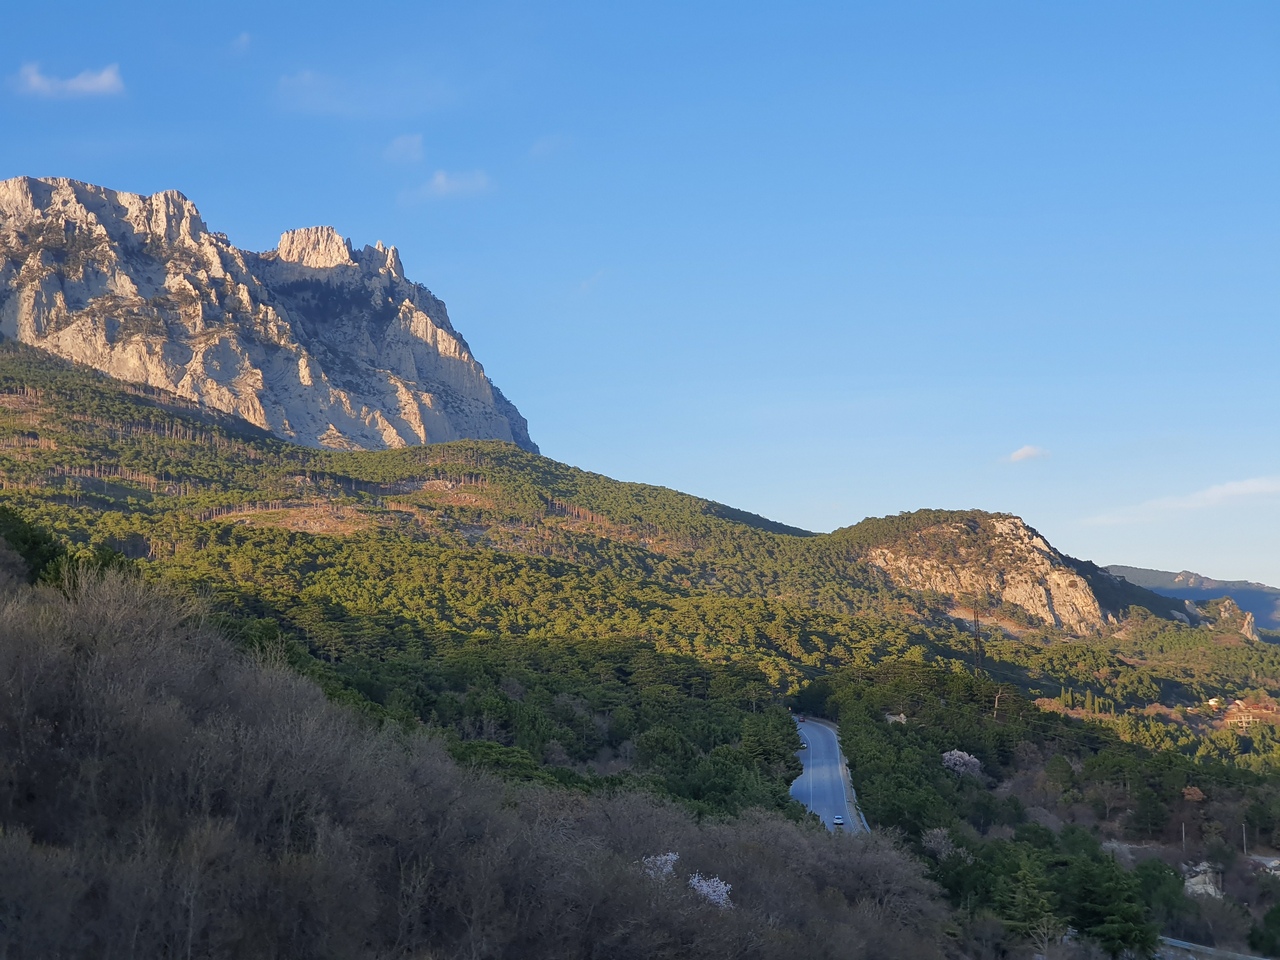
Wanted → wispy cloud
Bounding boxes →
[384,134,424,163]
[530,134,569,159]
[16,63,124,98]
[231,32,251,55]
[1087,475,1280,526]
[579,268,607,292]
[1008,445,1048,462]
[277,70,353,115]
[277,70,450,118]
[402,170,492,202]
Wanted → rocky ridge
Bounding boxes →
[0,177,536,452]
[859,514,1183,634]
[1107,564,1280,630]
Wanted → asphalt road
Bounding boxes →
[1159,935,1266,959]
[790,718,866,832]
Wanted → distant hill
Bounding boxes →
[1107,564,1280,629]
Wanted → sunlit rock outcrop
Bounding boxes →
[865,516,1110,633]
[0,177,536,452]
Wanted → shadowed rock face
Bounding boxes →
[0,177,537,452]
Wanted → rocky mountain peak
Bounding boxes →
[0,176,208,249]
[276,226,355,269]
[371,240,404,277]
[0,176,536,453]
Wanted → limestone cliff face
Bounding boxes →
[864,516,1110,633]
[0,177,536,452]
[1207,598,1261,642]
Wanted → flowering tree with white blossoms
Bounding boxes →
[941,749,982,778]
[641,852,679,881]
[688,872,734,910]
[640,852,733,909]
[921,826,974,865]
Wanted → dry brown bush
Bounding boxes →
[0,568,948,959]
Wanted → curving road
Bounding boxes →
[791,718,868,832]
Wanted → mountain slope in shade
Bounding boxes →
[0,177,536,452]
[1107,565,1280,630]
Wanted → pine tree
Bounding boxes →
[997,858,1058,940]
[1128,787,1168,840]
[1063,856,1157,959]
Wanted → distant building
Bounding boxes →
[1224,699,1273,730]
[1229,711,1259,730]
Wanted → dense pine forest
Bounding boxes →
[5,341,1280,957]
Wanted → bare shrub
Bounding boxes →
[0,540,27,593]
[0,569,950,958]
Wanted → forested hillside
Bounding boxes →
[6,341,1280,956]
[1,341,1275,748]
[800,665,1280,956]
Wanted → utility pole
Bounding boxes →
[1182,822,1186,855]
[1243,823,1248,858]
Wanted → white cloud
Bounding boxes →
[1086,475,1280,526]
[231,32,251,54]
[403,170,491,201]
[1008,445,1048,462]
[384,134,424,163]
[16,63,124,98]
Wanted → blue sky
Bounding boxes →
[3,2,1278,581]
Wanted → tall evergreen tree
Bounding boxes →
[996,857,1058,940]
